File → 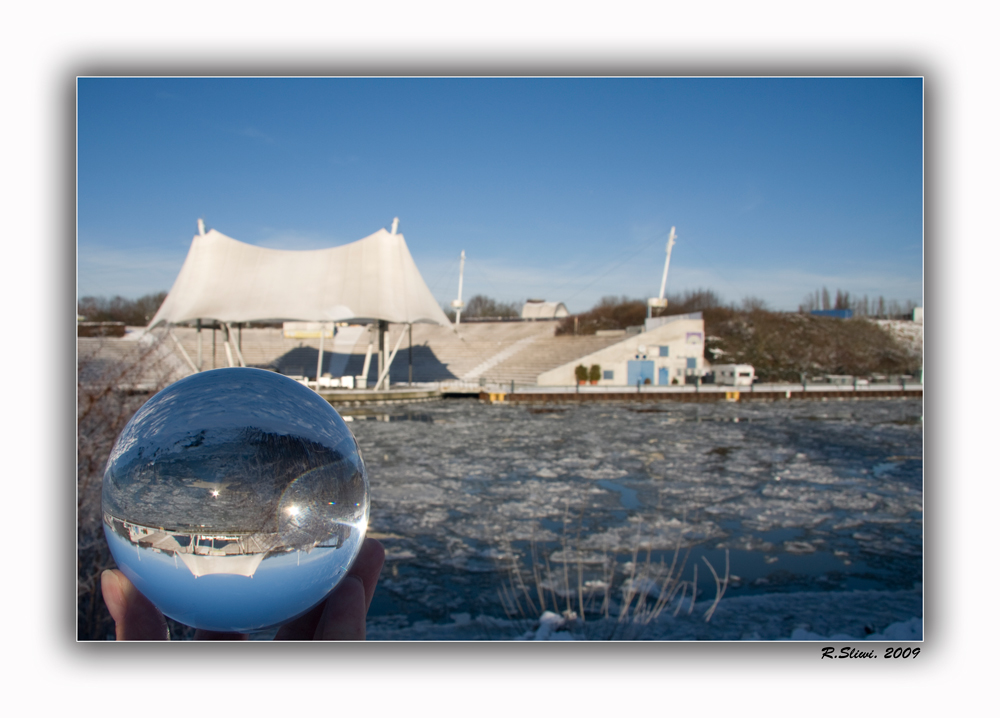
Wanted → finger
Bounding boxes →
[273,538,385,641]
[273,599,327,640]
[314,575,367,640]
[101,569,169,641]
[349,538,386,612]
[313,539,385,640]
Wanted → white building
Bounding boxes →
[712,364,755,386]
[538,312,706,386]
[521,299,569,320]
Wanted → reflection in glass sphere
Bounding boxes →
[102,367,369,633]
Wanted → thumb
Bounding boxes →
[101,569,169,640]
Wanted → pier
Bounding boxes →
[480,383,923,404]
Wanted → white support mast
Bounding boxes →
[451,250,466,326]
[658,226,677,301]
[647,226,677,317]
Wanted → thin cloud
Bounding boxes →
[78,245,187,299]
[238,126,274,143]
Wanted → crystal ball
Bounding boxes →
[102,367,369,633]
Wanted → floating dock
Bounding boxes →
[317,383,922,406]
[319,386,443,406]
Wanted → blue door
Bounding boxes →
[658,367,671,385]
[627,361,655,385]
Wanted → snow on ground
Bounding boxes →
[345,398,922,640]
[363,589,922,641]
[874,319,923,359]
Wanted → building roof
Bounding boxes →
[521,300,569,319]
[149,228,451,327]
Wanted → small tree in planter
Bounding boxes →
[575,364,588,384]
[589,364,601,384]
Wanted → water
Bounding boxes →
[353,398,922,627]
[102,368,370,633]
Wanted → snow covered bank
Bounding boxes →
[364,588,922,641]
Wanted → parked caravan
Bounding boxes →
[713,364,755,386]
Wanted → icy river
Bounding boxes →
[339,397,922,640]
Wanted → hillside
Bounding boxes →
[556,301,922,382]
[701,308,922,382]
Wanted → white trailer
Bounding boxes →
[712,364,755,386]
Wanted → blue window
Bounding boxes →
[659,346,669,357]
[603,370,614,380]
[686,357,696,369]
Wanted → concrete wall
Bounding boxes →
[537,315,706,386]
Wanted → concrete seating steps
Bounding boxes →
[135,321,623,386]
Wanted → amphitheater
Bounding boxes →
[77,319,627,393]
[174,320,626,387]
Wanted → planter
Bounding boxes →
[578,381,587,385]
[590,380,598,385]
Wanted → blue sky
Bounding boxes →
[78,77,923,313]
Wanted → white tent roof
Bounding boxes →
[149,228,451,327]
[177,552,267,578]
[521,300,569,319]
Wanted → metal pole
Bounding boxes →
[223,324,235,367]
[316,322,326,390]
[212,322,217,369]
[377,320,387,386]
[196,318,202,371]
[454,250,466,326]
[225,322,246,367]
[375,328,407,390]
[361,325,374,389]
[408,323,413,386]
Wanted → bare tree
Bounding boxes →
[78,292,168,325]
[77,328,191,639]
[741,296,768,311]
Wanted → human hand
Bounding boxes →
[101,537,385,640]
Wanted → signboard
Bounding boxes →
[282,322,334,339]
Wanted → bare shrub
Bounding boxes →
[495,507,729,638]
[77,328,191,640]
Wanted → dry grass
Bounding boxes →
[702,308,921,382]
[495,506,730,634]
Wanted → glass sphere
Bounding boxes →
[102,367,369,633]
